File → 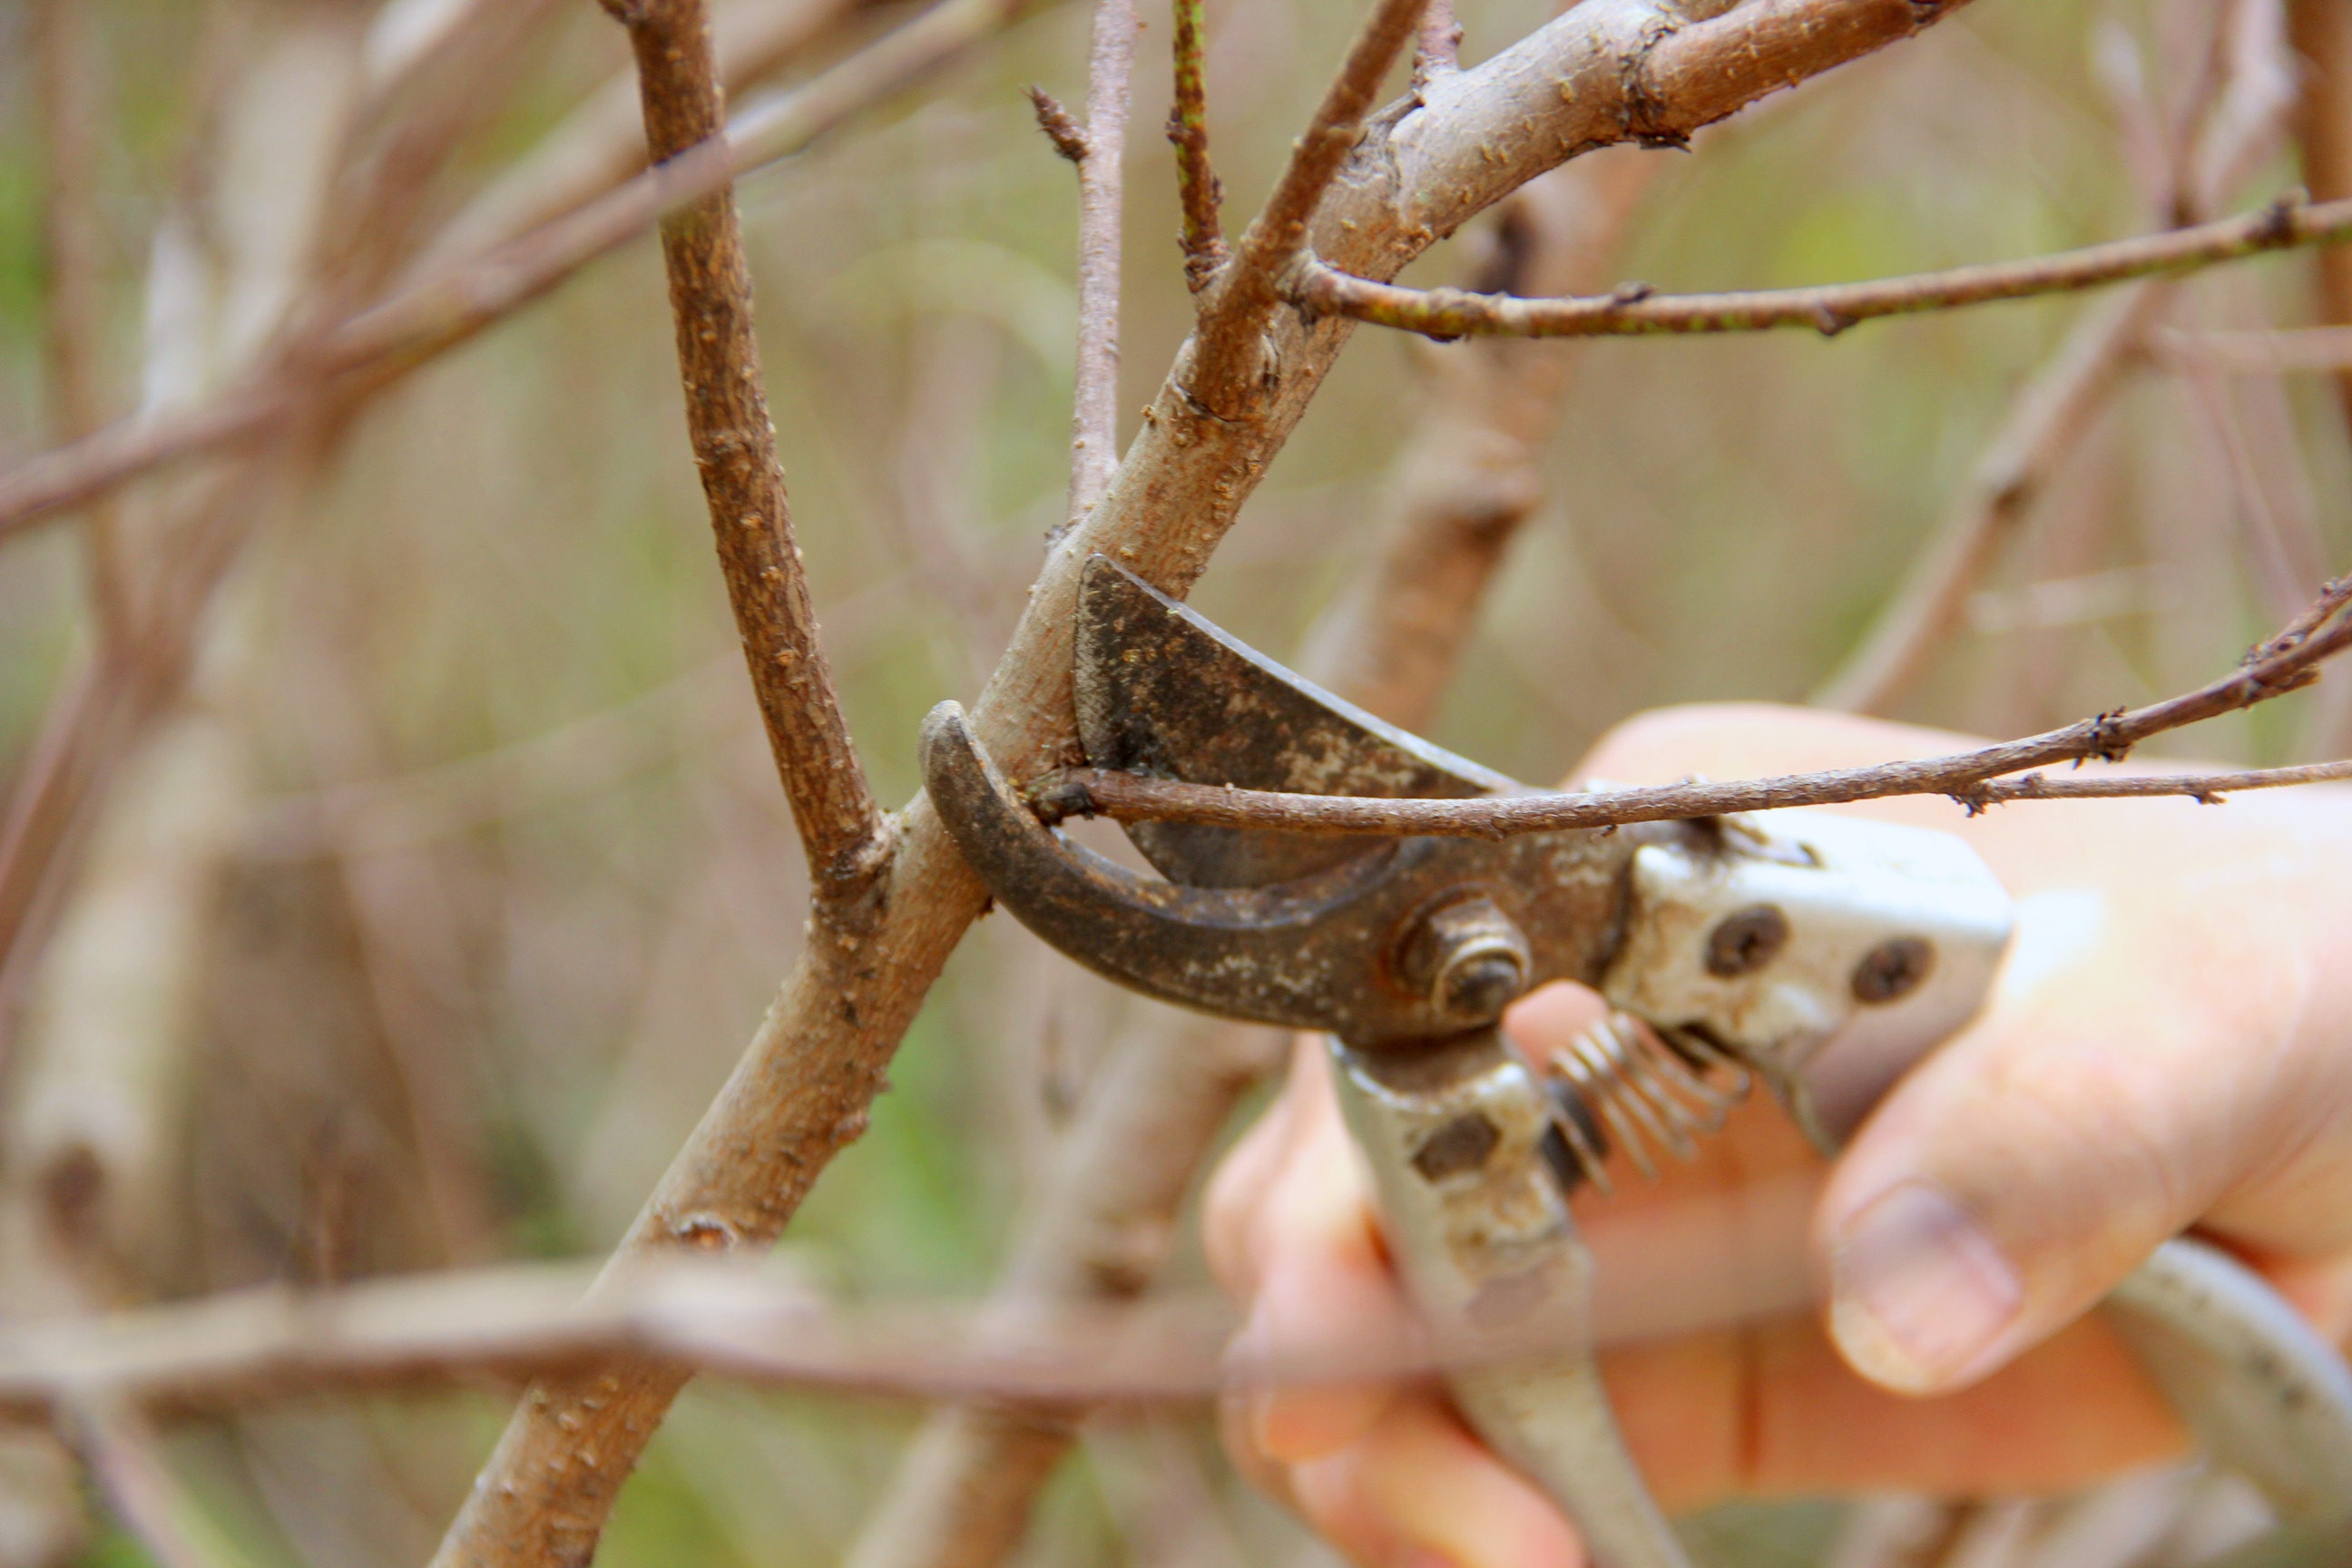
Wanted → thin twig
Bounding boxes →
[1414,0,1461,91]
[2152,321,2352,369]
[1187,0,1429,412]
[1289,192,2352,340]
[1166,0,1223,290]
[1955,758,2352,807]
[1035,576,2352,838]
[1061,0,1138,534]
[0,0,1054,551]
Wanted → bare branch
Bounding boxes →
[417,0,876,270]
[1166,0,1223,289]
[1187,0,1428,411]
[0,1214,1825,1421]
[63,1401,221,1568]
[1818,16,2293,715]
[0,0,1052,551]
[1813,284,2165,712]
[1302,152,1663,723]
[29,0,128,635]
[608,0,885,886]
[2152,321,2352,369]
[1290,192,2352,341]
[1413,0,1461,91]
[431,5,1991,1558]
[1063,0,1139,534]
[1955,758,2352,808]
[1036,576,2352,838]
[2289,0,2352,434]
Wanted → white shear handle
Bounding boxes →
[2110,1237,2352,1525]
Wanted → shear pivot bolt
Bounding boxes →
[1852,936,1934,1003]
[1401,896,1532,1024]
[1705,903,1788,977]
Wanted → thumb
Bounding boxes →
[1814,886,2324,1396]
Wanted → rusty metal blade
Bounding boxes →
[1073,556,1516,887]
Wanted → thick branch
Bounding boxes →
[1186,0,1427,411]
[2289,0,2352,436]
[1039,576,2352,838]
[1165,0,1222,289]
[611,0,884,886]
[1290,193,2352,340]
[1061,0,1137,534]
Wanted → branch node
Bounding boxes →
[1026,85,1091,163]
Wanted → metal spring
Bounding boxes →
[1537,1011,1750,1197]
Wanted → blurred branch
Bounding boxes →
[429,4,1985,1561]
[1818,19,2288,716]
[1166,0,1223,290]
[1187,0,1427,414]
[1813,285,2166,712]
[30,0,129,637]
[417,0,878,270]
[1290,192,2352,340]
[609,0,884,885]
[1057,0,1139,535]
[1301,151,1663,723]
[1038,573,2352,838]
[64,1400,225,1568]
[0,0,1052,550]
[2288,0,2352,436]
[2153,321,2352,368]
[0,1220,1820,1420]
[841,1015,1279,1568]
[844,152,1660,1568]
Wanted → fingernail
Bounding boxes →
[1829,1180,2022,1395]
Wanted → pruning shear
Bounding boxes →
[922,556,2352,1566]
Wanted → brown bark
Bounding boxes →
[2289,0,2352,436]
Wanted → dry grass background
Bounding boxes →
[0,0,2347,1564]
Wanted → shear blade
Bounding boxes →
[1073,555,1514,888]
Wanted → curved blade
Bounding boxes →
[924,701,1543,1042]
[1074,556,1515,887]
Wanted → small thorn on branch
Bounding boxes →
[1026,85,1090,163]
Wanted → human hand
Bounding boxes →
[1203,703,2352,1568]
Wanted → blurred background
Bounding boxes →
[0,0,2347,1563]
